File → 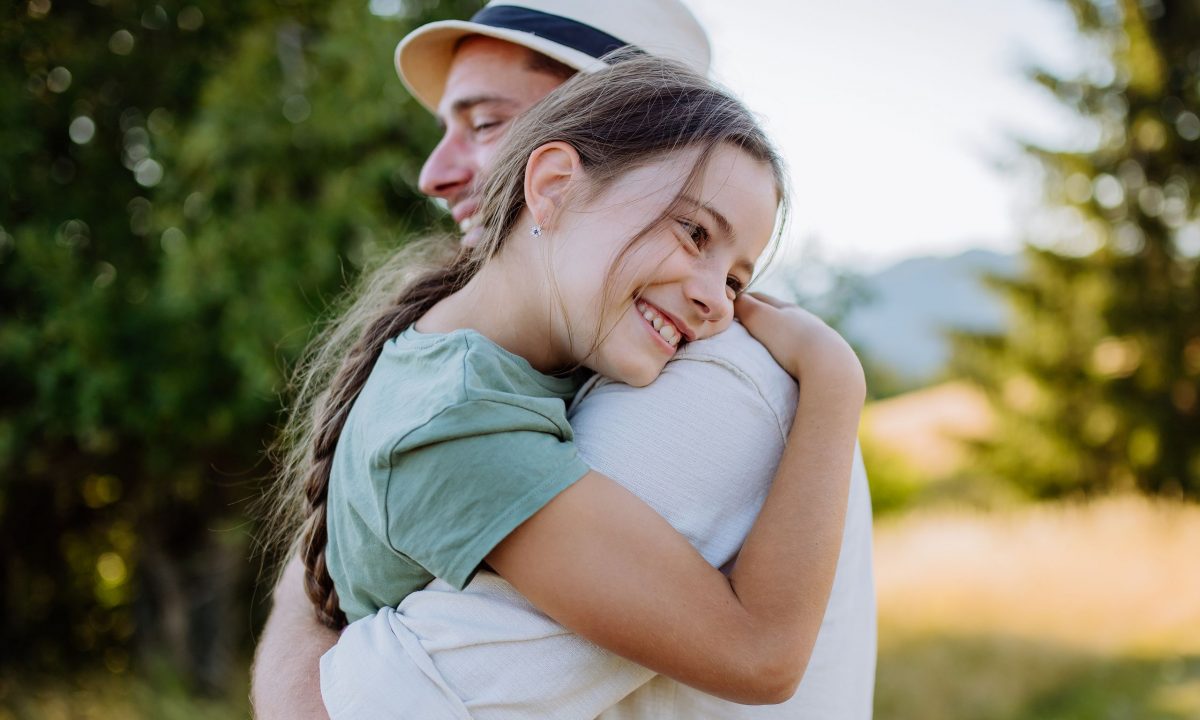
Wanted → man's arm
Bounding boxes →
[251,555,336,720]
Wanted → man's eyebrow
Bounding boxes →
[447,94,520,117]
[680,194,755,277]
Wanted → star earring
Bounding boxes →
[530,224,543,237]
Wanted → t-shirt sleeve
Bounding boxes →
[383,399,591,591]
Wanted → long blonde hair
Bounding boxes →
[262,52,789,629]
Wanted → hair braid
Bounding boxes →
[290,255,477,628]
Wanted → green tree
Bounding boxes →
[952,0,1200,499]
[1,0,479,689]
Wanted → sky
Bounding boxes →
[683,0,1090,271]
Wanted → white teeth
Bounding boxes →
[459,216,475,232]
[636,300,682,347]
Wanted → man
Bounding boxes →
[401,0,710,247]
[252,2,876,717]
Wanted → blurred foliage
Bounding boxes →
[857,433,924,516]
[952,0,1200,499]
[1,0,480,692]
[0,660,250,720]
[860,431,1025,517]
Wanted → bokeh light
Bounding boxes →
[68,115,95,144]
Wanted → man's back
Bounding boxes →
[580,322,876,718]
[321,324,876,718]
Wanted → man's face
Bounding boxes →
[419,36,567,247]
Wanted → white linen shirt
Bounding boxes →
[321,322,877,718]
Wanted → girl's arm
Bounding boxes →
[487,293,865,705]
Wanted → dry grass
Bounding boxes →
[874,495,1200,719]
[875,495,1200,654]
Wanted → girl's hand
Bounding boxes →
[734,292,865,391]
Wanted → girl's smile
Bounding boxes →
[634,299,687,352]
[557,142,778,387]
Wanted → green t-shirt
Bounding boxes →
[325,326,591,623]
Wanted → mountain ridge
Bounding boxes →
[840,248,1020,381]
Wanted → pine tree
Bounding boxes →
[952,0,1200,499]
[1,0,480,686]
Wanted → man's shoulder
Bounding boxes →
[676,322,782,370]
[569,322,798,437]
[670,322,795,400]
[571,322,797,419]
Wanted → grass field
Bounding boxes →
[873,495,1200,719]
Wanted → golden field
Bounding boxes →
[873,496,1200,718]
[864,382,1200,719]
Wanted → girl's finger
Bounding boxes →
[734,292,770,321]
[745,291,790,309]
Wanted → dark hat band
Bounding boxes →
[470,5,633,61]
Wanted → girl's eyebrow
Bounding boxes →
[680,194,734,241]
[680,194,755,278]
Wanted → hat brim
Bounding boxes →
[396,20,609,114]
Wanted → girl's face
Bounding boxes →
[549,143,779,387]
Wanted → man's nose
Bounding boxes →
[418,135,473,200]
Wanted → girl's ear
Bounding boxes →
[523,141,582,229]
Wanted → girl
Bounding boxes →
[267,54,865,706]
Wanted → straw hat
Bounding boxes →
[395,0,712,113]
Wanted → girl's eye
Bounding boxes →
[679,219,709,249]
[726,276,745,297]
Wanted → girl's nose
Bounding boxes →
[688,271,732,324]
